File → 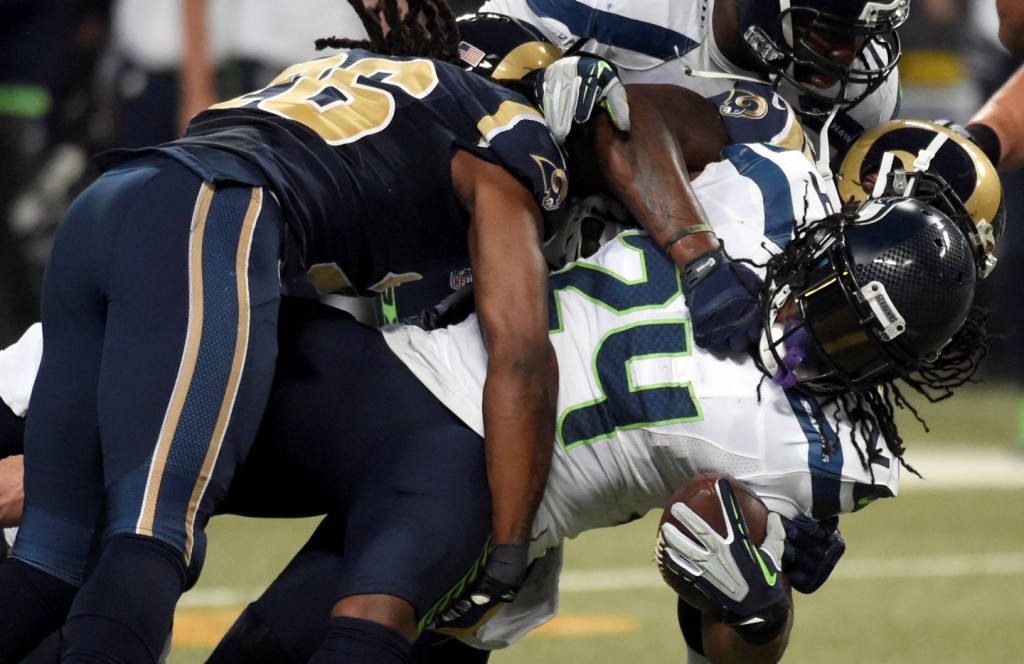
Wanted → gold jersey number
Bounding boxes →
[210,53,439,145]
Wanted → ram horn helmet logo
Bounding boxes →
[532,154,568,211]
[719,89,769,120]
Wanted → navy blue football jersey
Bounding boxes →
[124,50,570,297]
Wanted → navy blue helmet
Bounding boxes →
[759,196,975,396]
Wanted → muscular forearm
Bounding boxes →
[591,84,729,268]
[481,347,557,544]
[968,65,1024,171]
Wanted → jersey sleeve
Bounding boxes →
[453,79,571,239]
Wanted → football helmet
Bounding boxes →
[837,119,1005,278]
[455,13,561,81]
[543,193,633,267]
[758,197,976,397]
[736,0,908,111]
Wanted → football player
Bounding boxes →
[207,159,987,663]
[0,144,988,664]
[965,64,1024,172]
[996,0,1024,56]
[0,1,572,661]
[467,0,907,163]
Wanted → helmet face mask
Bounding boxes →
[837,119,1006,278]
[737,0,908,112]
[759,197,976,397]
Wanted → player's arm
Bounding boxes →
[0,455,24,528]
[179,0,218,134]
[997,0,1024,56]
[966,64,1024,171]
[582,84,763,353]
[447,148,558,615]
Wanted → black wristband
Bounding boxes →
[965,123,1002,168]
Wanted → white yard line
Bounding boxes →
[179,447,1024,609]
[180,550,1024,608]
[899,446,1024,490]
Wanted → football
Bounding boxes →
[655,473,769,610]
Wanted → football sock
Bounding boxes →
[410,630,492,663]
[61,534,187,664]
[207,604,298,664]
[308,616,411,664]
[0,557,77,663]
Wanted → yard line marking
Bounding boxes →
[899,447,1024,491]
[179,551,1024,608]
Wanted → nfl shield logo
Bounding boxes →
[449,268,473,290]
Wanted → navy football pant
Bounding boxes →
[211,299,493,660]
[2,153,283,661]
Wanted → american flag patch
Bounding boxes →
[459,41,486,67]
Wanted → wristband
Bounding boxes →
[662,224,714,254]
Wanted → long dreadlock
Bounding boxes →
[317,0,462,63]
[751,208,992,480]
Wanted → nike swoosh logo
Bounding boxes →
[754,549,778,586]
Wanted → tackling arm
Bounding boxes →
[588,84,725,264]
[585,84,764,353]
[455,149,557,547]
[997,0,1024,56]
[438,150,557,632]
[967,64,1024,171]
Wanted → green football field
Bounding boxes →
[167,381,1024,663]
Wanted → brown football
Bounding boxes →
[656,473,769,610]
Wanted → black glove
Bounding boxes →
[781,515,846,594]
[682,249,763,354]
[658,479,790,645]
[432,543,529,636]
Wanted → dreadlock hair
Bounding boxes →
[317,0,462,64]
[752,209,993,481]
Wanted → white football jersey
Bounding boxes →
[0,323,42,418]
[383,144,896,649]
[478,0,900,158]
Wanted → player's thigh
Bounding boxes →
[336,418,492,618]
[13,166,147,581]
[92,156,284,553]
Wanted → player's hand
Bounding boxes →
[682,249,763,354]
[432,543,529,636]
[534,55,630,143]
[658,480,789,645]
[781,515,845,594]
